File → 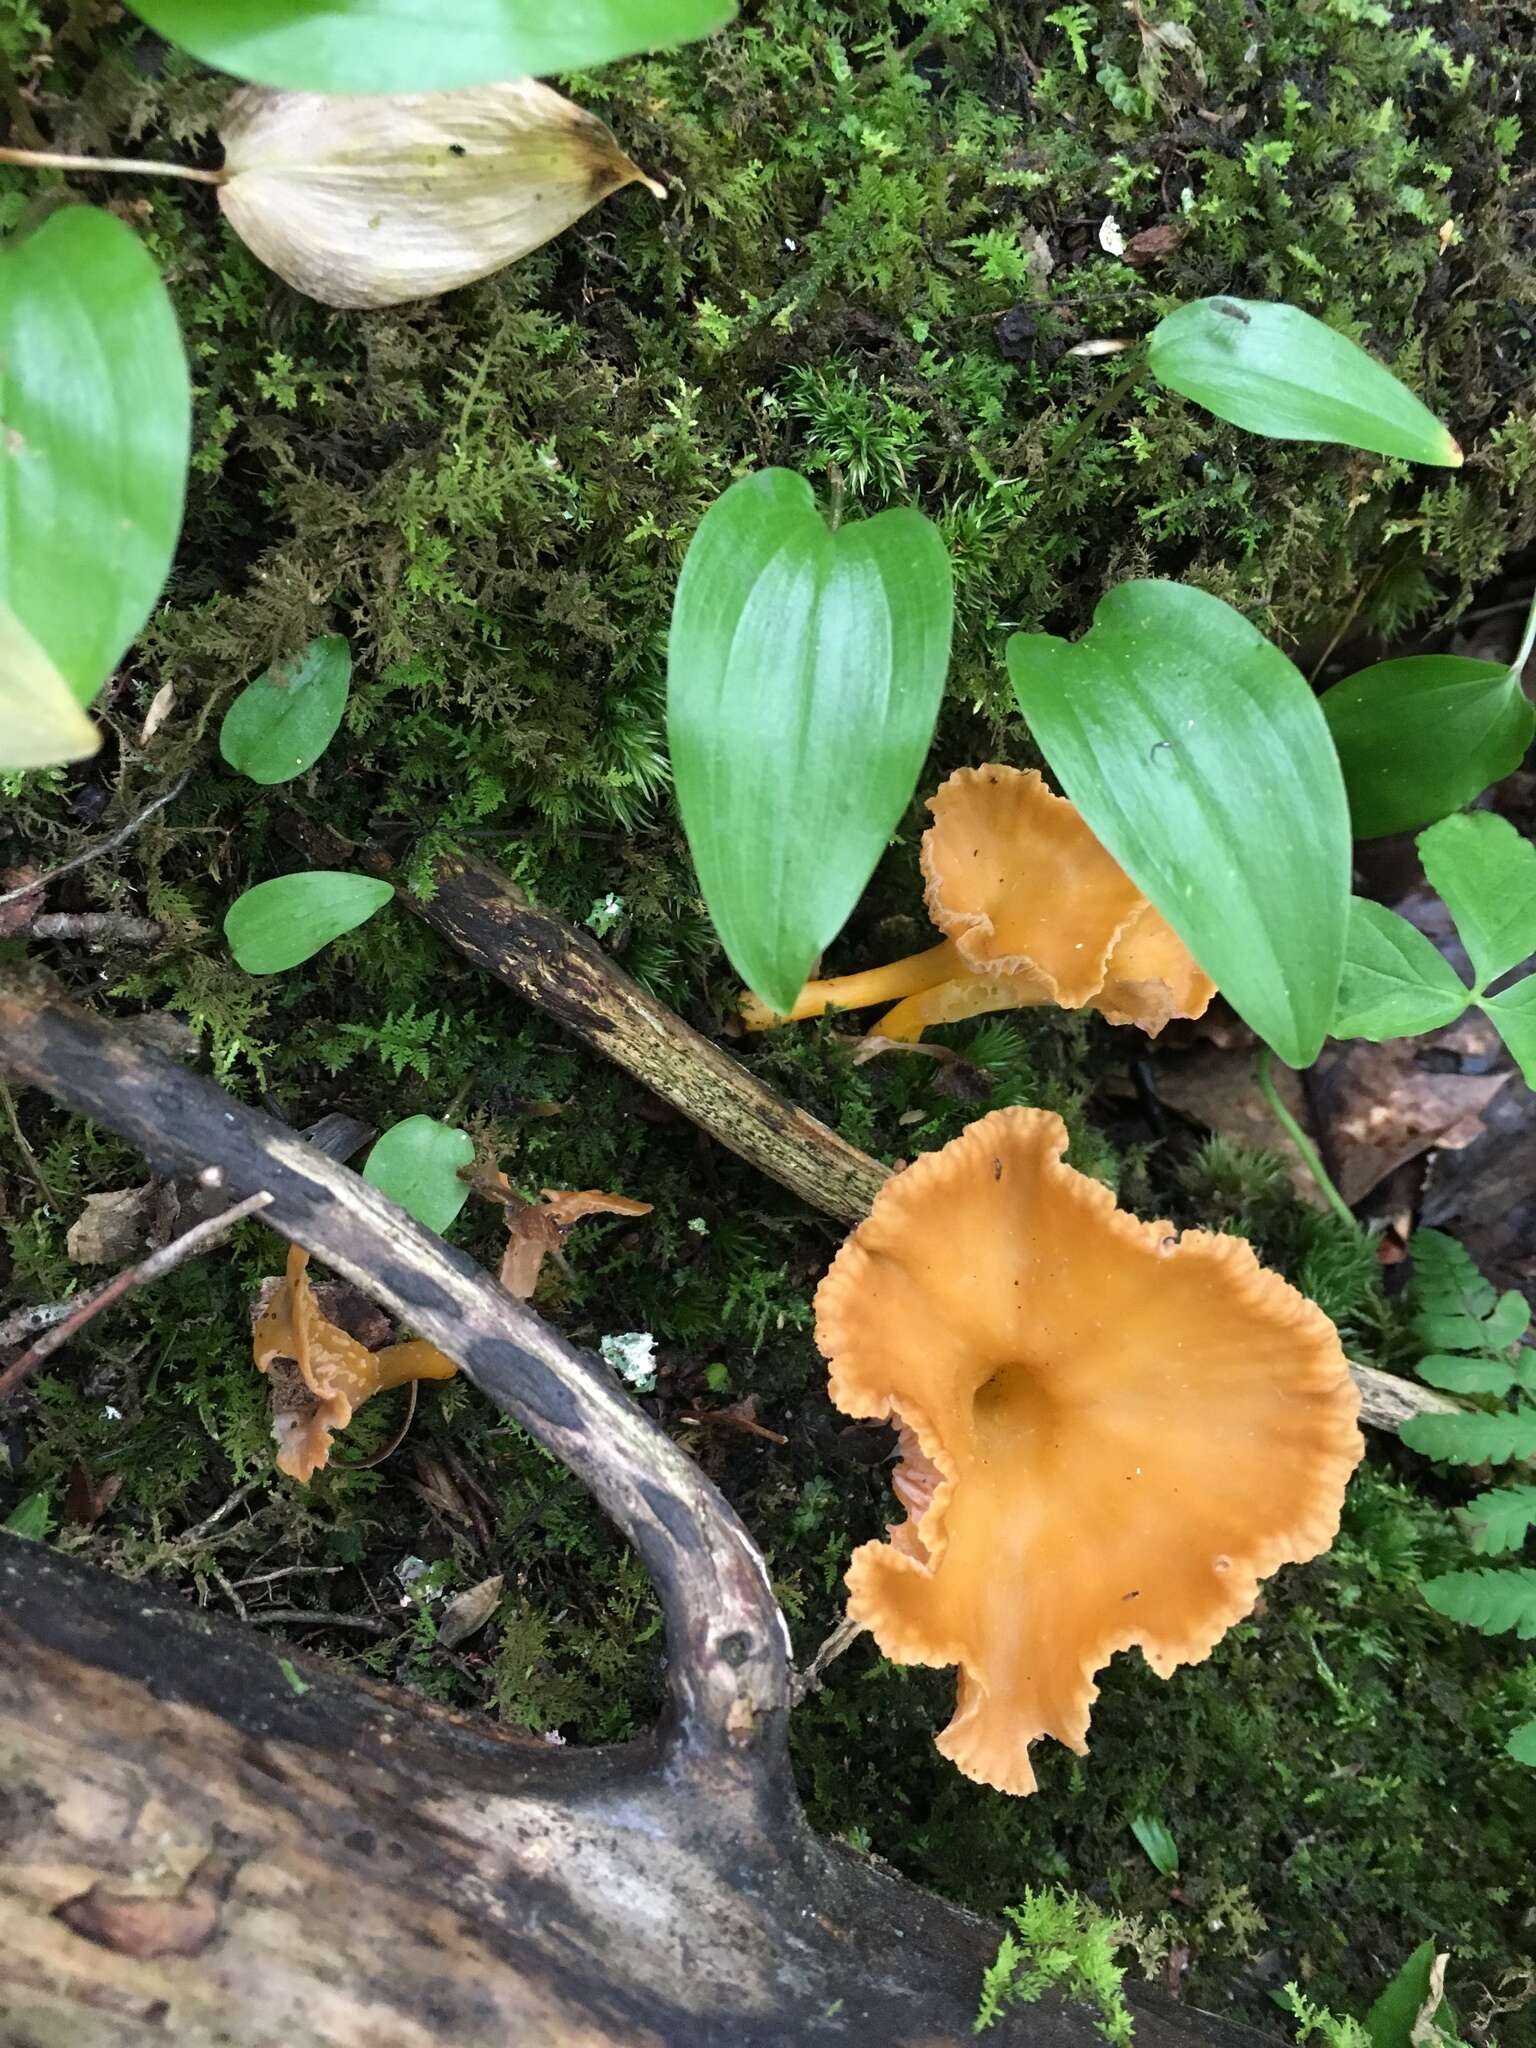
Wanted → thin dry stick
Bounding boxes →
[0,1190,274,1402]
[0,773,189,910]
[0,145,225,184]
[0,1073,59,1210]
[793,1612,869,1703]
[246,1609,392,1635]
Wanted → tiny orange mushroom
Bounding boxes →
[254,1246,458,1484]
[743,765,1216,1041]
[815,1107,1363,1796]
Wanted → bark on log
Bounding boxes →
[273,819,1454,1441]
[0,972,1276,2047]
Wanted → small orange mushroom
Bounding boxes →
[254,1246,458,1483]
[743,765,1215,1041]
[815,1106,1363,1795]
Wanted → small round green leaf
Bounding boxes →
[1322,655,1534,839]
[362,1115,475,1234]
[219,634,353,784]
[668,468,954,1014]
[1147,298,1462,467]
[125,0,736,93]
[0,208,189,764]
[1331,898,1470,1041]
[1007,581,1351,1069]
[225,871,393,974]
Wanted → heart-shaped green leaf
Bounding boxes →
[668,468,953,1014]
[1322,655,1534,839]
[220,634,353,784]
[0,208,189,766]
[225,871,393,974]
[1007,581,1351,1068]
[1331,898,1469,1040]
[362,1115,475,1233]
[1147,298,1462,466]
[1418,811,1536,989]
[126,0,736,93]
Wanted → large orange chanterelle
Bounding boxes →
[814,1107,1364,1796]
[743,764,1216,1041]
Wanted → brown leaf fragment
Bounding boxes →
[680,1396,787,1446]
[0,866,43,938]
[138,679,176,746]
[54,1846,241,1960]
[500,1199,565,1300]
[490,1181,653,1299]
[437,1573,505,1650]
[62,1462,123,1527]
[66,1186,155,1265]
[538,1188,653,1228]
[1122,222,1186,266]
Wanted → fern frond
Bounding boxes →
[1464,1483,1536,1557]
[1421,1566,1536,1638]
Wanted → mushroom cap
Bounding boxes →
[254,1246,457,1482]
[815,1107,1363,1796]
[920,765,1215,1034]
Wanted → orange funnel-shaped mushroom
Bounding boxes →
[744,765,1215,1040]
[254,1246,458,1483]
[815,1107,1363,1795]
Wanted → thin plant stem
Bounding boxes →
[0,774,188,908]
[0,1190,273,1402]
[0,144,225,185]
[1255,1047,1357,1230]
[1511,582,1536,678]
[0,1073,58,1210]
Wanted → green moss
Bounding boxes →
[3,0,1535,2033]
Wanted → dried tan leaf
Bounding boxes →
[496,1183,653,1298]
[437,1572,505,1650]
[138,678,175,746]
[66,1186,154,1265]
[217,80,666,311]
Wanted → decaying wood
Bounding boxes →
[277,812,890,1225]
[0,971,1275,2046]
[273,820,1455,1441]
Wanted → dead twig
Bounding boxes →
[792,1612,869,1704]
[0,774,188,910]
[246,1609,392,1636]
[0,1072,60,1210]
[31,912,161,947]
[0,1300,73,1351]
[0,1191,274,1403]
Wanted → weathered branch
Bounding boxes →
[274,819,1455,1441]
[277,812,890,1224]
[0,968,790,1781]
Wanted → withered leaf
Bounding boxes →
[494,1184,654,1299]
[66,1186,154,1266]
[1122,223,1186,267]
[62,1462,123,1527]
[437,1573,505,1651]
[218,80,666,311]
[53,1847,240,1960]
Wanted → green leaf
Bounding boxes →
[125,0,736,92]
[1507,1716,1536,1767]
[362,1115,475,1234]
[219,634,352,784]
[1330,898,1469,1040]
[1418,811,1536,989]
[1415,1354,1516,1397]
[1482,973,1536,1089]
[0,209,189,762]
[0,602,101,770]
[1464,1483,1536,1556]
[1006,581,1350,1067]
[1415,1291,1530,1354]
[1,1491,50,1540]
[1322,656,1534,840]
[1146,298,1462,466]
[1420,1565,1536,1638]
[225,871,393,974]
[668,468,953,1014]
[1366,1940,1439,2048]
[1411,1228,1496,1320]
[1128,1815,1178,1876]
[1401,1410,1536,1466]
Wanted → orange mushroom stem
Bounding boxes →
[742,765,1215,1042]
[254,1246,458,1484]
[815,1107,1363,1796]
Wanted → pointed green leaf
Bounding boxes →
[668,468,953,1014]
[1331,898,1469,1040]
[1421,1565,1536,1638]
[0,209,189,728]
[1482,973,1536,1089]
[1418,811,1536,989]
[1322,655,1534,839]
[0,603,101,771]
[225,871,393,974]
[1128,1815,1179,1876]
[1507,1716,1536,1767]
[125,0,736,92]
[1,1491,51,1540]
[1146,298,1461,466]
[362,1116,475,1234]
[1401,1410,1536,1466]
[1415,1354,1516,1397]
[220,634,352,785]
[1006,581,1350,1067]
[1464,1483,1536,1556]
[1365,1941,1439,2048]
[1411,1228,1496,1320]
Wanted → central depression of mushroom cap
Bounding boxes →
[815,1107,1363,1796]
